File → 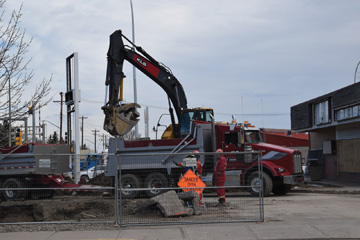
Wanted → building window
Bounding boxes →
[334,104,360,121]
[314,100,331,125]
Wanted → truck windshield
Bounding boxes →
[245,130,262,143]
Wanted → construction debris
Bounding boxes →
[128,190,202,217]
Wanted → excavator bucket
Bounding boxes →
[103,103,141,136]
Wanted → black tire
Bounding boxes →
[120,174,141,199]
[2,178,28,201]
[80,175,90,184]
[0,179,3,201]
[247,172,273,197]
[272,184,292,196]
[144,172,168,198]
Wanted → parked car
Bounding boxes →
[79,165,106,183]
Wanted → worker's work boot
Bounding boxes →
[219,198,225,205]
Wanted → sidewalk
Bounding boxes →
[1,219,360,240]
[294,177,360,194]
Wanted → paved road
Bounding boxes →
[1,180,360,240]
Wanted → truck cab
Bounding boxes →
[216,121,303,196]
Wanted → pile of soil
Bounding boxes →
[0,196,114,223]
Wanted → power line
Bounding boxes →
[81,98,289,116]
[216,112,288,116]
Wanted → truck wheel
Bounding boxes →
[144,172,168,198]
[120,174,141,199]
[2,178,28,201]
[80,175,90,184]
[272,184,292,196]
[0,179,3,201]
[247,172,273,197]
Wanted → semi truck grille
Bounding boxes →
[293,152,302,174]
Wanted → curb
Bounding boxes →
[292,182,360,195]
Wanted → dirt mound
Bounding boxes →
[0,196,114,223]
[89,174,113,186]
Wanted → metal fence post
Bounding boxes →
[118,150,123,225]
[259,152,264,222]
[114,136,119,225]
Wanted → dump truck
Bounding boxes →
[0,143,72,200]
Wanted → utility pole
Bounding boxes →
[41,123,46,143]
[102,134,105,150]
[145,106,149,138]
[53,92,64,143]
[92,129,99,152]
[31,102,36,143]
[60,92,63,143]
[80,116,88,149]
[102,134,108,150]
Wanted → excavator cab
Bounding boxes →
[179,108,213,138]
[161,108,213,139]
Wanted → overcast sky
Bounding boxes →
[4,0,360,151]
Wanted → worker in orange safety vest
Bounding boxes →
[214,148,227,205]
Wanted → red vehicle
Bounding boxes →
[213,121,303,196]
[102,30,303,198]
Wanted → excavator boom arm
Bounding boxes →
[109,30,188,118]
[102,30,188,137]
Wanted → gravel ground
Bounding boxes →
[1,181,359,233]
[0,222,121,233]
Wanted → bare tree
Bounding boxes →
[0,0,52,120]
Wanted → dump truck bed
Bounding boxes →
[0,144,71,176]
[105,124,214,177]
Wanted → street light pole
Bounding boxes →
[354,61,360,83]
[130,0,139,139]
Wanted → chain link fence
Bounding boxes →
[0,150,264,225]
[113,151,264,226]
